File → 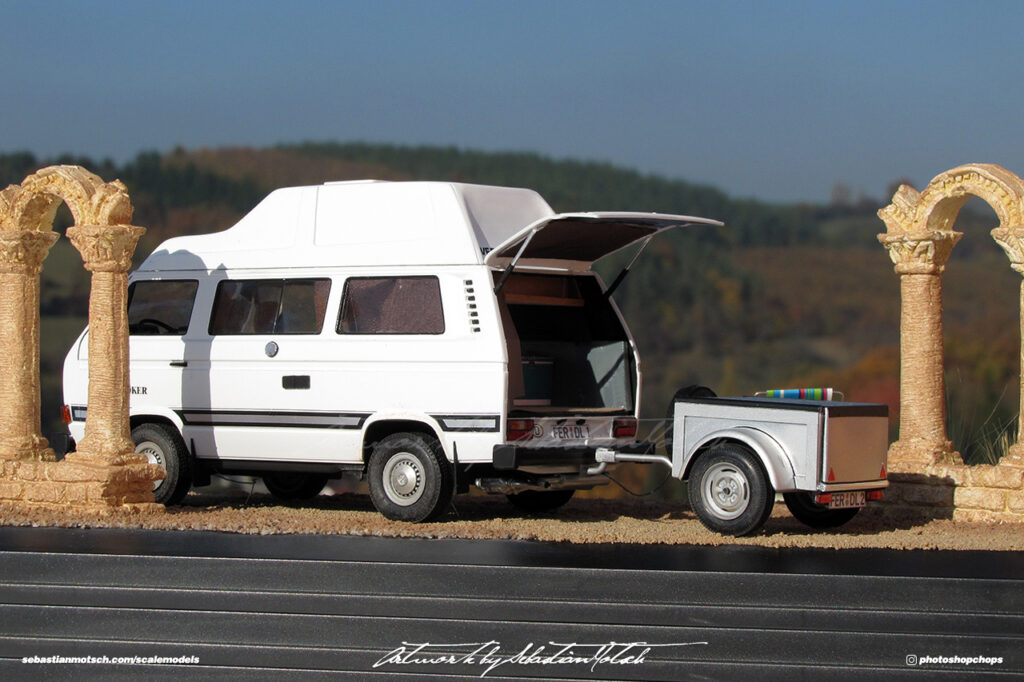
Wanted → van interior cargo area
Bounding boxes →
[497,273,635,414]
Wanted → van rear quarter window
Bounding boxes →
[127,280,199,335]
[209,279,331,335]
[338,276,444,335]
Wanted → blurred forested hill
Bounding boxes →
[1,143,1016,466]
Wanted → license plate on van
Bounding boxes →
[551,425,590,440]
[828,491,866,509]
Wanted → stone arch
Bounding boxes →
[877,163,1024,467]
[879,163,1024,237]
[20,165,135,228]
[0,165,162,509]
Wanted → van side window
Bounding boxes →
[209,279,331,335]
[127,280,198,335]
[338,276,444,335]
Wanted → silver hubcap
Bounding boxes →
[382,452,424,506]
[702,462,750,520]
[135,440,165,491]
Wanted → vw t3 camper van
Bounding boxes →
[63,181,722,521]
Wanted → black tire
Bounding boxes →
[783,492,860,529]
[507,489,575,513]
[132,423,192,505]
[688,443,773,536]
[263,472,329,503]
[368,432,454,522]
[665,385,716,455]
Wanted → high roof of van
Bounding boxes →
[135,180,723,273]
[136,181,556,271]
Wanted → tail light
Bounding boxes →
[507,419,535,441]
[867,490,885,501]
[612,416,637,439]
[60,405,72,424]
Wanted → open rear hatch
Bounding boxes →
[484,211,724,274]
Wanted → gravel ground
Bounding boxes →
[2,491,1023,550]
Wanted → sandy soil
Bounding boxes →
[2,490,1023,551]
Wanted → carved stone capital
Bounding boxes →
[877,231,962,275]
[991,226,1024,275]
[67,224,145,273]
[0,229,59,275]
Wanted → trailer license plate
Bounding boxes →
[551,425,589,440]
[829,491,866,509]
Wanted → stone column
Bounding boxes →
[878,231,963,466]
[991,226,1024,466]
[64,224,147,467]
[0,229,59,461]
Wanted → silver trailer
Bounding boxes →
[593,395,889,536]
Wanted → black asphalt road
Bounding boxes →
[0,526,1020,680]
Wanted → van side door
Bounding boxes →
[187,276,341,464]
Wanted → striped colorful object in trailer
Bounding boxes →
[756,388,844,401]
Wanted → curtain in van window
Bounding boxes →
[338,277,444,334]
[209,279,330,335]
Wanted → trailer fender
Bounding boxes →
[680,426,797,491]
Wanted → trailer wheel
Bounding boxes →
[368,432,453,522]
[132,423,192,505]
[783,492,860,528]
[688,444,773,536]
[507,489,575,513]
[263,473,329,503]
[665,385,716,455]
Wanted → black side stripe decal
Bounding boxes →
[175,410,371,430]
[76,407,499,433]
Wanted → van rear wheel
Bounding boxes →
[507,489,575,513]
[368,432,453,522]
[263,472,329,503]
[132,423,192,505]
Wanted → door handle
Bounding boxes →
[170,361,188,367]
[282,375,310,390]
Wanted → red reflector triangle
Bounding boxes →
[880,465,887,479]
[827,468,836,482]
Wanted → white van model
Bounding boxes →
[63,180,721,521]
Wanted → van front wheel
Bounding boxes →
[368,432,453,522]
[132,423,192,505]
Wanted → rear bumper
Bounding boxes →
[821,480,890,492]
[493,441,653,470]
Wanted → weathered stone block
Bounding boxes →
[1008,490,1024,514]
[45,461,106,483]
[901,483,956,506]
[108,463,165,485]
[953,508,1023,524]
[11,460,44,481]
[968,465,1024,489]
[22,481,63,504]
[0,480,24,500]
[879,484,902,503]
[64,484,90,505]
[954,487,1007,512]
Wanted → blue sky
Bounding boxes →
[2,0,1022,203]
